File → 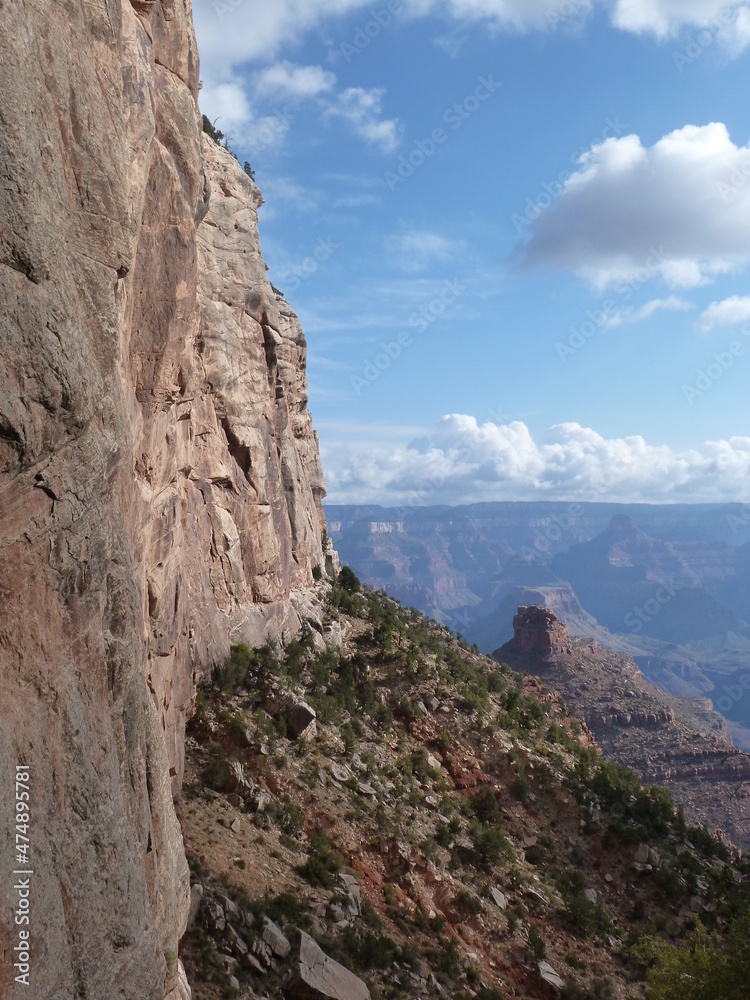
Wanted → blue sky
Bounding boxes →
[192,0,750,505]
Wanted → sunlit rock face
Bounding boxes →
[0,2,330,996]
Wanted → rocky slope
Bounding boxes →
[328,505,750,740]
[0,3,329,997]
[496,608,750,852]
[177,580,750,1000]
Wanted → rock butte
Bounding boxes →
[496,606,750,851]
[0,2,331,996]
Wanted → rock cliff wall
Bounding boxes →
[0,3,330,997]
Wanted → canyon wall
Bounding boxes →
[0,2,329,997]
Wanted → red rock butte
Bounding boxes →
[511,605,573,660]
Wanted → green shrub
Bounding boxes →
[470,821,511,865]
[528,925,547,959]
[471,786,502,825]
[202,743,230,791]
[341,926,399,970]
[559,889,613,938]
[278,795,305,837]
[511,766,531,801]
[202,114,224,143]
[633,910,750,1000]
[338,566,361,593]
[215,643,256,694]
[300,830,343,888]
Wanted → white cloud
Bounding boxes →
[603,296,693,330]
[698,295,750,332]
[387,230,460,273]
[611,0,750,47]
[520,123,750,289]
[324,88,401,152]
[200,80,252,132]
[201,60,400,157]
[200,78,292,153]
[321,415,750,504]
[253,62,335,98]
[193,1,750,69]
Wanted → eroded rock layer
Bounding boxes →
[0,2,329,997]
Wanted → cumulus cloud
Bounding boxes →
[321,415,750,504]
[519,123,750,289]
[323,88,401,152]
[253,62,335,98]
[697,295,750,332]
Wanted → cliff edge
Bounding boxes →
[0,3,330,997]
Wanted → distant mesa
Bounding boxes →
[510,604,575,661]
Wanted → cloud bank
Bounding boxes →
[322,415,750,504]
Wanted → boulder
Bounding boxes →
[538,961,565,991]
[217,894,242,924]
[204,900,226,934]
[263,917,292,958]
[286,931,371,1000]
[490,888,507,911]
[188,883,204,927]
[634,844,650,865]
[285,699,318,739]
[340,874,362,917]
[225,760,254,798]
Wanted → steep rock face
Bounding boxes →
[137,136,329,790]
[0,2,329,998]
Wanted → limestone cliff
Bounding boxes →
[0,2,330,997]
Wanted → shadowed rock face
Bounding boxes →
[0,2,329,997]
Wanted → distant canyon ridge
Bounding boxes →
[326,502,750,748]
